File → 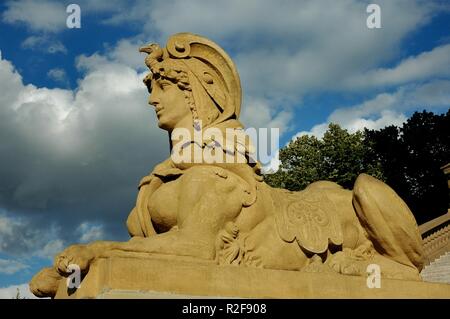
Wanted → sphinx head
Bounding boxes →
[139,33,242,131]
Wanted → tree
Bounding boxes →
[365,110,450,224]
[265,123,383,191]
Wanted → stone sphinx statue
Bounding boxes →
[30,33,425,298]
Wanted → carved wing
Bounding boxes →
[275,189,343,254]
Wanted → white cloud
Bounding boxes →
[329,80,450,125]
[35,240,64,260]
[2,0,66,32]
[340,110,408,134]
[240,97,293,133]
[1,0,127,33]
[343,44,450,90]
[76,0,126,13]
[0,46,168,244]
[0,213,63,258]
[77,222,104,243]
[0,283,37,299]
[4,0,445,104]
[47,68,68,84]
[93,0,449,146]
[295,123,330,140]
[0,212,99,260]
[106,38,148,70]
[7,0,442,140]
[75,37,150,72]
[102,0,437,102]
[299,80,450,137]
[21,36,67,54]
[0,259,29,274]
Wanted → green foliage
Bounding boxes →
[265,123,383,191]
[364,110,450,224]
[264,109,450,224]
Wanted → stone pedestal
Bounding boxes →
[54,254,450,299]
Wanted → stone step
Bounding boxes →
[421,251,450,284]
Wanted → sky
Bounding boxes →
[0,0,449,298]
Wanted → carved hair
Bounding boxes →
[139,33,242,128]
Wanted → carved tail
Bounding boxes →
[352,174,424,271]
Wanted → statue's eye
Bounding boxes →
[159,80,172,90]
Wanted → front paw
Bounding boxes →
[327,251,361,276]
[54,244,95,275]
[302,255,332,273]
[30,267,62,298]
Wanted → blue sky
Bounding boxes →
[0,0,449,297]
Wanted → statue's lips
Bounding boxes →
[155,107,164,116]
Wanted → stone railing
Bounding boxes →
[420,211,450,266]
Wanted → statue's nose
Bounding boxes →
[149,94,159,107]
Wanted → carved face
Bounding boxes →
[148,77,192,131]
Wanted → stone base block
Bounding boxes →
[55,254,450,299]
